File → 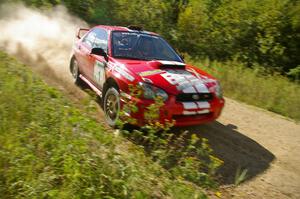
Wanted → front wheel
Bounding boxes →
[103,87,120,127]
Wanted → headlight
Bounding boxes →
[214,81,223,98]
[140,82,168,101]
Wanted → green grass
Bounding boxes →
[0,51,209,198]
[189,58,300,121]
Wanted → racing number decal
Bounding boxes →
[94,61,106,88]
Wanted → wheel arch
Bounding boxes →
[103,77,120,96]
[69,55,76,73]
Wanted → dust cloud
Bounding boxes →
[0,3,89,82]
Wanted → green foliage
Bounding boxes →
[177,0,300,73]
[0,51,208,198]
[287,65,300,81]
[188,57,300,121]
[111,0,174,39]
[6,0,300,75]
[234,167,248,185]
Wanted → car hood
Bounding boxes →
[113,59,217,95]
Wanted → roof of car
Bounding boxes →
[94,25,159,36]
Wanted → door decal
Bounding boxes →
[93,61,105,88]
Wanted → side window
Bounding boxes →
[93,28,108,53]
[82,30,97,48]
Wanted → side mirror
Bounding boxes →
[91,48,108,61]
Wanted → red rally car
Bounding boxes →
[70,25,225,127]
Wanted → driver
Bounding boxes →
[137,38,155,57]
[113,34,131,56]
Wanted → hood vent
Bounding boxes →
[158,60,186,69]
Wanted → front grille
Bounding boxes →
[176,93,213,102]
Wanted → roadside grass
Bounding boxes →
[0,51,210,198]
[188,58,300,121]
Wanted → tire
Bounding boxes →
[103,87,120,127]
[70,58,83,85]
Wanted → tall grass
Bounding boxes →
[0,51,209,198]
[119,91,223,189]
[189,58,300,121]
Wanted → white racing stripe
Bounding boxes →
[183,111,197,115]
[195,84,209,93]
[182,102,210,110]
[183,86,197,93]
[161,69,210,93]
[196,102,210,109]
[183,109,210,115]
[183,102,198,109]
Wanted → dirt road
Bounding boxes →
[184,98,300,198]
[221,98,300,199]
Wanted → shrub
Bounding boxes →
[118,84,223,189]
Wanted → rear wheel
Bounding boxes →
[70,58,83,85]
[103,87,120,127]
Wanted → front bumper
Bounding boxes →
[120,93,225,127]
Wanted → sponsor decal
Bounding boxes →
[107,62,135,82]
[114,66,135,82]
[139,69,163,77]
[107,62,116,72]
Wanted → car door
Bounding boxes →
[89,28,109,90]
[76,29,97,78]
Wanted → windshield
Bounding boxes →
[112,31,183,62]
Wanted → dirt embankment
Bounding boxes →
[1,3,300,199]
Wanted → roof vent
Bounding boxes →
[127,25,143,31]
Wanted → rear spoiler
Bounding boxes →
[76,28,90,39]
